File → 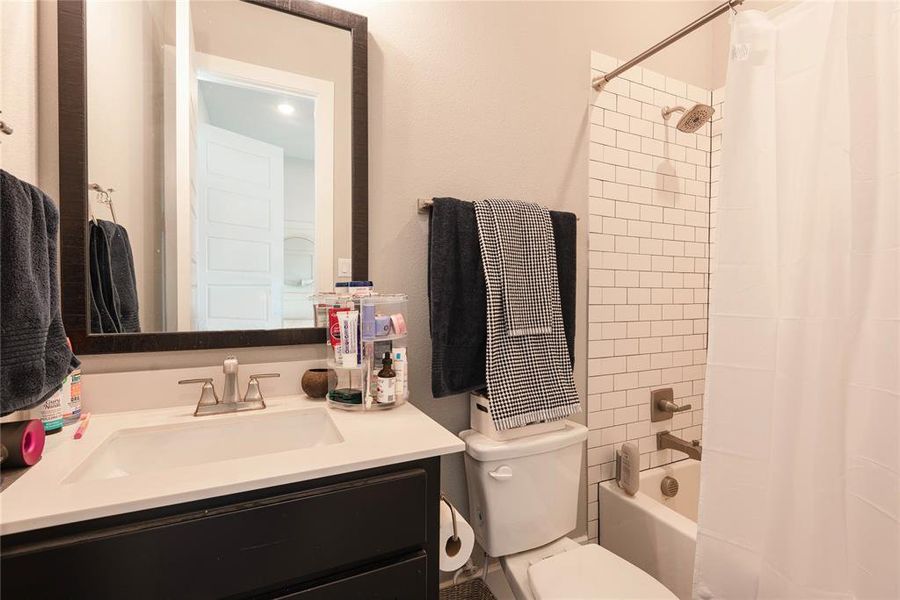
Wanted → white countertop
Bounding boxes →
[0,396,464,535]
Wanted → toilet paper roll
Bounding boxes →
[439,499,475,572]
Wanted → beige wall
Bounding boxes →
[86,0,166,332]
[38,1,732,540]
[1,0,39,182]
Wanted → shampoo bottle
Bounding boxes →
[39,390,64,435]
[63,338,82,425]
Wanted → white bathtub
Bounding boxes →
[598,460,699,600]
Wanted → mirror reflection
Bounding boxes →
[85,0,352,334]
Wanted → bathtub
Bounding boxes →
[598,460,699,600]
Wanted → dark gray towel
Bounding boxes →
[89,219,140,333]
[428,198,576,398]
[89,221,122,333]
[97,220,140,333]
[1,170,80,416]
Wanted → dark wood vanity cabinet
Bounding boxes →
[1,457,441,599]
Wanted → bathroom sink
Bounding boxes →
[65,408,343,483]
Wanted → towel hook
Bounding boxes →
[88,183,118,224]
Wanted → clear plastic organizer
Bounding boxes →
[311,293,409,411]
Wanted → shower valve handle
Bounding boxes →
[657,399,692,413]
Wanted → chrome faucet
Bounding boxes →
[657,431,702,461]
[179,356,279,416]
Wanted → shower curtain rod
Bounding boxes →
[592,0,744,92]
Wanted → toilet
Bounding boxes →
[461,421,677,599]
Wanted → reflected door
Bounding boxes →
[195,123,284,330]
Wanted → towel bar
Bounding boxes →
[417,198,579,220]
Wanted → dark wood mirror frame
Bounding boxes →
[58,0,367,354]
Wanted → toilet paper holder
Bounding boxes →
[440,494,459,543]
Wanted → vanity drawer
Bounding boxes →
[2,469,428,599]
[275,552,427,599]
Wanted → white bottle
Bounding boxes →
[63,366,82,425]
[63,338,82,425]
[392,348,408,401]
[616,442,640,496]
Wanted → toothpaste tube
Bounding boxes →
[338,310,359,368]
[328,307,349,363]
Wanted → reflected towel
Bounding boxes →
[89,220,140,333]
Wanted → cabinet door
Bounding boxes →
[2,470,428,599]
[276,553,427,600]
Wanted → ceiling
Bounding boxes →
[199,79,316,161]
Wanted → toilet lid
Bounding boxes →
[528,544,678,600]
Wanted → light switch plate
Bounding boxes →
[337,258,352,277]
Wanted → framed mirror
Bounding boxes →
[58,0,367,353]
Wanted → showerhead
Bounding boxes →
[661,104,715,133]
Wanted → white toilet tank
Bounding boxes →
[461,421,587,558]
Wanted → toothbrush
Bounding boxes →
[73,412,92,439]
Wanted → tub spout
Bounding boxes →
[657,431,702,460]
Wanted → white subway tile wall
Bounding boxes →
[586,52,719,542]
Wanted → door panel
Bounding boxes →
[195,122,284,330]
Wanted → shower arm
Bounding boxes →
[592,0,744,92]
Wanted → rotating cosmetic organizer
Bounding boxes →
[312,292,409,411]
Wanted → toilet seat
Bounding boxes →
[528,544,677,600]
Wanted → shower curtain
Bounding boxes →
[694,2,899,599]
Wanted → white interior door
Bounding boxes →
[195,123,284,330]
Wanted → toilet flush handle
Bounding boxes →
[489,466,513,480]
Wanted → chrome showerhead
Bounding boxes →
[662,104,715,133]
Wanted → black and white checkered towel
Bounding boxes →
[474,199,581,430]
[478,199,554,336]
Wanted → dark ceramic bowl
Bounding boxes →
[301,368,337,399]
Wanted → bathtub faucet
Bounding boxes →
[657,431,702,461]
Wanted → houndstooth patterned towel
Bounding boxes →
[478,199,554,336]
[474,199,581,430]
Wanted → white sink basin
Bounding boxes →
[65,408,343,483]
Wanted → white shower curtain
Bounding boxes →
[694,1,899,599]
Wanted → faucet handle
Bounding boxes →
[179,378,219,409]
[659,399,692,413]
[244,373,279,404]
